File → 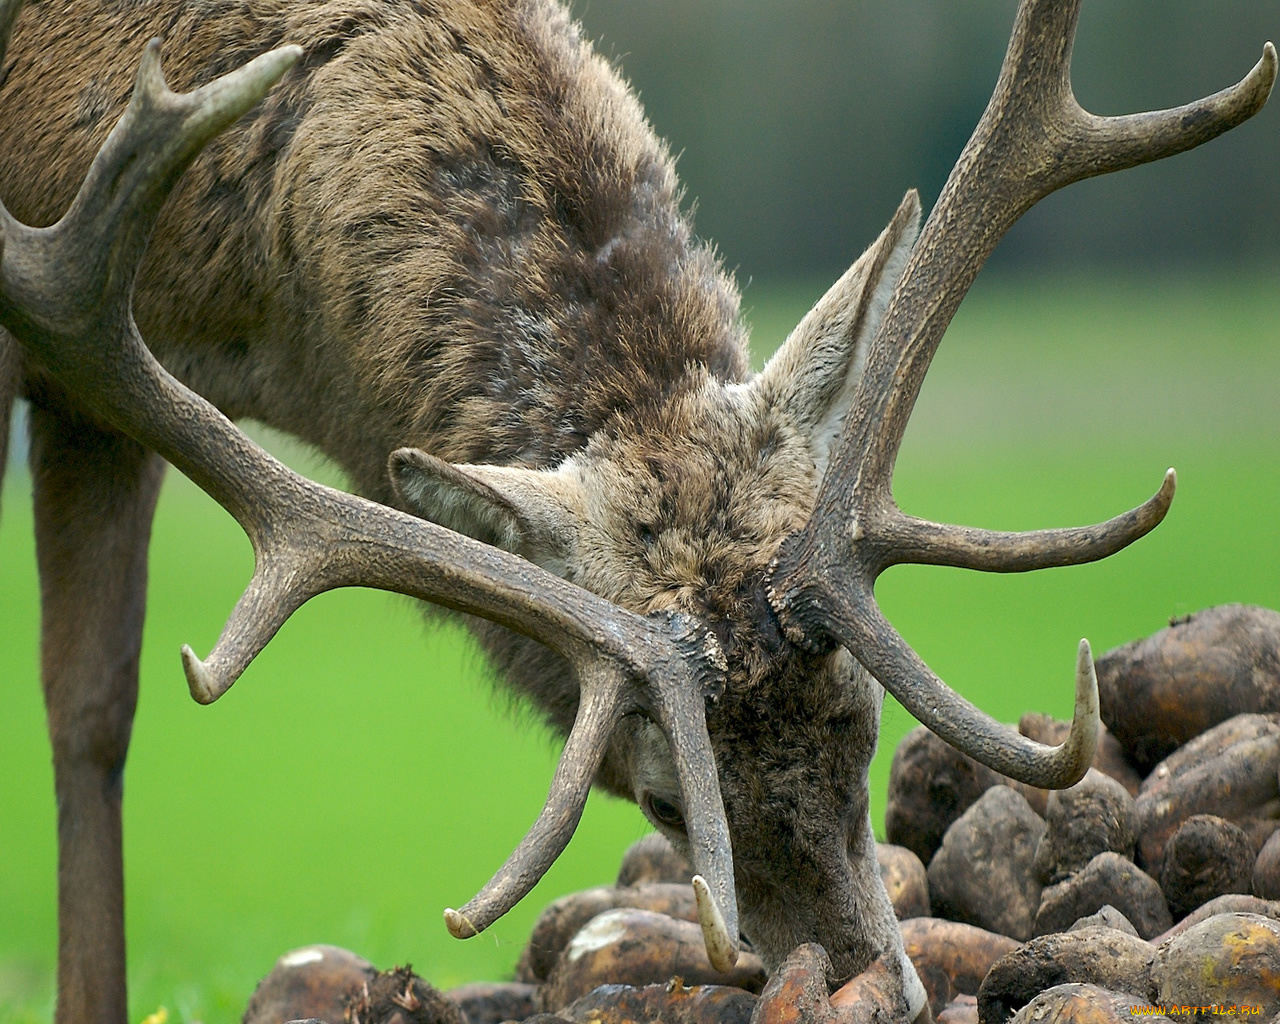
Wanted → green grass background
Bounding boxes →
[2,274,1278,1021]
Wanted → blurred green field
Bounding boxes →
[2,274,1278,1022]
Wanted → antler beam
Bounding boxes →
[0,14,740,965]
[769,0,1276,788]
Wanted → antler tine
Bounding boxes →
[3,41,303,387]
[878,469,1176,574]
[647,648,740,971]
[181,550,316,704]
[444,660,629,939]
[1074,43,1277,179]
[769,0,1274,790]
[0,23,737,941]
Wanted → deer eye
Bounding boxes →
[644,792,686,831]
[637,522,658,548]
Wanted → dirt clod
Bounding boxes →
[444,982,536,1024]
[977,927,1156,1024]
[344,967,465,1024]
[899,918,1020,1015]
[243,946,377,1024]
[878,843,931,921]
[1158,814,1255,918]
[1256,828,1280,900]
[615,833,693,888]
[539,908,765,1012]
[927,786,1045,942]
[1034,852,1170,940]
[1033,770,1137,886]
[1149,912,1280,1018]
[557,980,757,1023]
[1096,605,1280,773]
[1007,983,1166,1024]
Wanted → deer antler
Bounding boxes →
[768,0,1276,789]
[0,6,740,968]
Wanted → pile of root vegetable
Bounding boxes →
[243,604,1280,1024]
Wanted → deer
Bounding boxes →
[0,0,1273,1020]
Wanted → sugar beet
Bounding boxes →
[1096,605,1280,773]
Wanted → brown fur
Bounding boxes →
[2,0,746,489]
[0,1,925,1018]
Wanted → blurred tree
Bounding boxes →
[571,0,1279,280]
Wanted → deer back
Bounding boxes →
[0,0,747,504]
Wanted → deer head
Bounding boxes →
[388,203,919,974]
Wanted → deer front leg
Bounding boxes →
[28,391,165,1024]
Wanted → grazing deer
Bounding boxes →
[0,0,1273,1021]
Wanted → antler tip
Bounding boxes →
[1135,466,1177,528]
[1246,41,1278,105]
[1074,636,1098,704]
[1064,636,1101,785]
[692,874,739,972]
[1153,466,1177,513]
[443,907,479,939]
[181,644,219,705]
[221,42,304,111]
[136,38,167,97]
[258,43,304,82]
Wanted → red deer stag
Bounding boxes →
[0,0,1273,1021]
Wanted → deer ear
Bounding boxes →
[752,193,920,479]
[389,448,582,572]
